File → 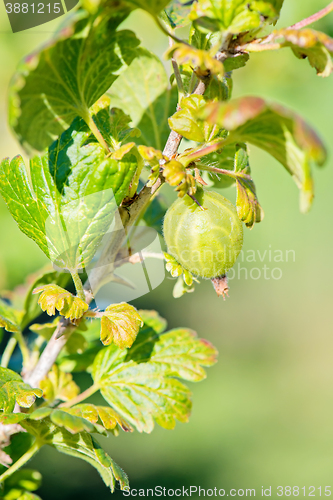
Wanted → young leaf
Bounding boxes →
[108,48,178,150]
[166,43,224,79]
[190,0,283,34]
[33,285,88,321]
[0,368,43,412]
[248,28,333,77]
[20,418,128,492]
[65,404,132,433]
[21,269,70,330]
[169,95,219,142]
[201,96,327,212]
[40,365,80,403]
[100,303,143,349]
[9,11,140,153]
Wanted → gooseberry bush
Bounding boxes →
[0,0,332,496]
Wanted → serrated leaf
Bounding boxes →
[1,103,138,270]
[108,48,178,150]
[93,350,192,433]
[66,403,132,433]
[169,95,219,142]
[9,11,140,153]
[138,310,167,334]
[149,328,218,382]
[166,43,224,78]
[190,0,283,34]
[100,303,143,349]
[201,96,327,212]
[0,368,42,412]
[20,418,128,492]
[250,28,333,77]
[21,269,70,330]
[92,327,218,432]
[33,285,88,321]
[40,365,80,403]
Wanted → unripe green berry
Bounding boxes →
[163,190,243,279]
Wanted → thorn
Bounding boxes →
[195,168,208,186]
[188,193,206,211]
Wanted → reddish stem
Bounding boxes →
[290,2,333,30]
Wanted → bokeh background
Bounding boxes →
[1,1,333,497]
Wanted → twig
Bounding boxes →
[23,37,234,391]
[290,1,333,30]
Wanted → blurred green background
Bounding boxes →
[1,1,333,498]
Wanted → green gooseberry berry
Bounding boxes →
[163,189,243,280]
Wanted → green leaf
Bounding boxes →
[169,95,219,142]
[0,300,22,334]
[149,328,218,382]
[201,96,327,212]
[251,28,333,77]
[39,365,80,403]
[163,0,193,28]
[33,285,88,320]
[138,310,167,334]
[190,0,283,34]
[9,11,140,153]
[0,368,42,412]
[91,327,218,432]
[1,103,138,270]
[198,143,238,189]
[93,348,192,433]
[108,48,178,150]
[99,304,143,349]
[65,404,133,433]
[20,418,128,492]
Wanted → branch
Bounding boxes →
[290,1,333,30]
[23,37,234,390]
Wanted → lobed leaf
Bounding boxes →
[201,96,327,212]
[249,28,333,77]
[40,365,80,403]
[0,101,138,270]
[19,417,128,492]
[33,285,88,320]
[166,43,224,79]
[100,303,143,349]
[9,11,140,153]
[169,95,218,142]
[0,368,42,413]
[108,48,178,150]
[190,0,283,34]
[138,310,167,334]
[91,326,218,432]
